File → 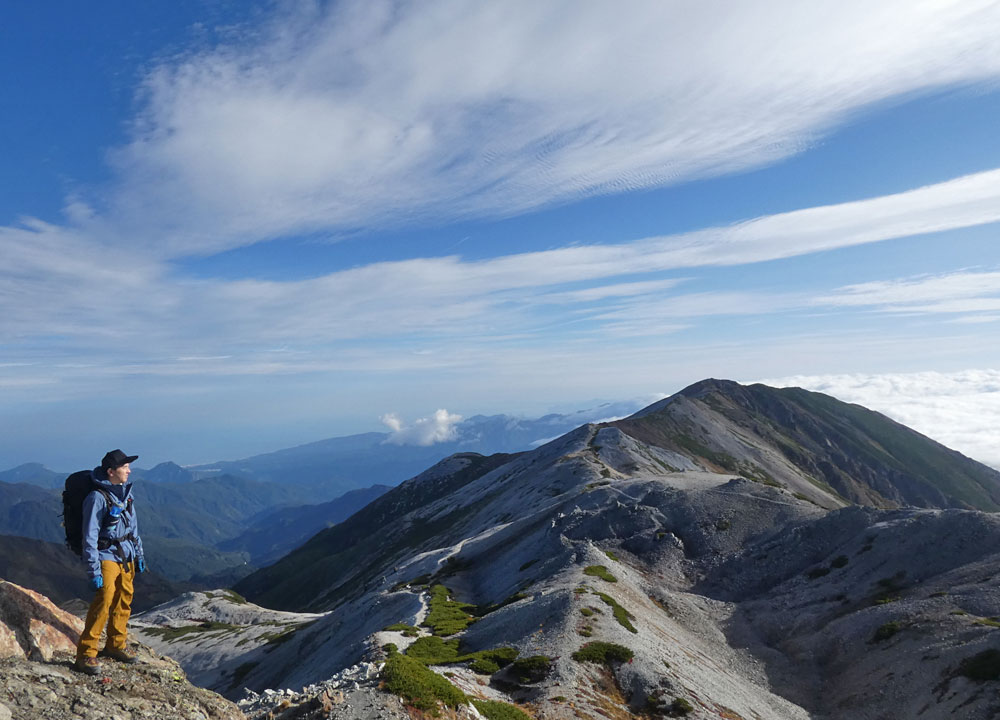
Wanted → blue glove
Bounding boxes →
[90,576,104,590]
[137,558,146,574]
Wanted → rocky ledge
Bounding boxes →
[0,579,244,720]
[0,648,245,720]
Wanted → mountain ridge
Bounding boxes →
[200,379,1000,719]
[615,378,1000,510]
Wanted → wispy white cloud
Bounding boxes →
[91,0,1000,255]
[816,269,1000,311]
[380,409,464,446]
[760,369,1000,470]
[542,279,687,304]
[811,267,1000,326]
[3,170,1000,369]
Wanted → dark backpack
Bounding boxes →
[61,470,112,557]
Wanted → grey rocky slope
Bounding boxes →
[141,380,1000,719]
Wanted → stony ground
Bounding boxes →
[0,644,243,720]
[237,662,413,720]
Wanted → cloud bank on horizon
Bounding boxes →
[1,0,999,468]
[762,369,1000,471]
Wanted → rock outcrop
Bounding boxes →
[0,580,245,720]
[0,580,82,661]
[0,648,246,720]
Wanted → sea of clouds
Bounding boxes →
[761,369,1000,470]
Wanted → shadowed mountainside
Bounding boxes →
[0,534,195,612]
[233,452,521,610]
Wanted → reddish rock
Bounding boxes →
[0,580,83,661]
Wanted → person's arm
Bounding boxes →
[81,492,104,582]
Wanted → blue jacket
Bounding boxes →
[81,467,145,581]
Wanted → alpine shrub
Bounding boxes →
[571,641,634,665]
[510,655,551,683]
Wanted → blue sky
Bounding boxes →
[3,0,1000,470]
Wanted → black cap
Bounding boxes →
[101,449,138,470]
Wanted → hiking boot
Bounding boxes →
[75,656,102,675]
[101,647,139,664]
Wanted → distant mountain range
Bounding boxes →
[0,401,644,584]
[0,534,194,612]
[2,400,647,494]
[0,472,387,584]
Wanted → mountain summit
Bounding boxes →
[139,380,1000,719]
[614,379,1000,510]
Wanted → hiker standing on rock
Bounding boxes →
[74,449,147,674]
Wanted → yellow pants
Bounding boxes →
[76,560,135,659]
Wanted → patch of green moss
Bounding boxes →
[144,621,241,642]
[406,636,519,669]
[471,699,532,720]
[510,655,551,683]
[583,565,617,583]
[593,591,638,633]
[383,649,467,714]
[406,636,461,664]
[571,641,634,665]
[870,621,900,643]
[423,585,477,636]
[668,697,694,716]
[604,550,620,562]
[580,607,595,617]
[469,658,500,675]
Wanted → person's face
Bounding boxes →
[107,463,131,485]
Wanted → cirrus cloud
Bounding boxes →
[97,0,1000,256]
